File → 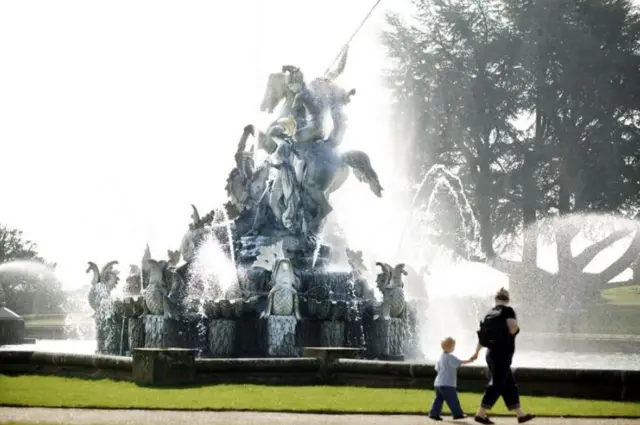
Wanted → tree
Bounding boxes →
[382,0,640,309]
[0,224,63,315]
[490,0,640,301]
[383,0,526,257]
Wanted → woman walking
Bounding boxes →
[473,288,535,424]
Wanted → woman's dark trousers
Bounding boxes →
[481,351,520,410]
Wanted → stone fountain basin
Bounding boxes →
[1,349,639,400]
[203,298,259,319]
[302,346,363,363]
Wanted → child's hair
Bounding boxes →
[495,287,510,302]
[440,337,456,352]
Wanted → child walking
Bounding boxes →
[429,336,478,421]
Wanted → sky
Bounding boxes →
[0,0,633,295]
[1,0,417,290]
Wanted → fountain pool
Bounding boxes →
[2,338,639,371]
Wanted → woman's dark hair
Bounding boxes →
[495,287,510,302]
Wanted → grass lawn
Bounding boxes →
[22,314,67,328]
[0,376,639,417]
[602,285,640,306]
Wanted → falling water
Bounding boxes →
[219,208,237,270]
[397,164,481,260]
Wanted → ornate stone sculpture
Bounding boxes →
[253,241,300,319]
[259,47,353,147]
[86,261,121,354]
[254,241,302,320]
[224,125,271,220]
[123,265,142,295]
[87,261,119,311]
[373,262,407,320]
[167,249,181,267]
[249,119,384,239]
[252,241,301,356]
[180,204,211,263]
[346,248,367,275]
[143,259,184,319]
[345,248,373,300]
[141,244,151,290]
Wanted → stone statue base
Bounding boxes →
[364,317,405,360]
[143,316,198,349]
[128,317,145,354]
[320,321,345,347]
[344,319,366,348]
[267,316,298,357]
[103,316,123,355]
[208,319,235,357]
[297,319,321,347]
[237,234,331,270]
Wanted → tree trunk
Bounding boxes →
[558,155,572,214]
[476,147,495,258]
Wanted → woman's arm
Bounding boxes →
[507,318,519,335]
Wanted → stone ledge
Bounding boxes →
[0,351,637,400]
[0,351,132,370]
[196,357,321,373]
[132,348,198,387]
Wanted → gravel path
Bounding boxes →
[1,408,639,425]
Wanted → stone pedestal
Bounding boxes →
[128,317,145,354]
[267,315,297,357]
[103,315,122,355]
[143,316,197,349]
[132,348,197,387]
[208,319,235,357]
[296,319,321,348]
[365,317,405,359]
[320,321,345,347]
[344,319,365,348]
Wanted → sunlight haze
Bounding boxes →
[1,0,410,289]
[1,0,633,293]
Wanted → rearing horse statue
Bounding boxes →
[259,48,354,149]
[249,117,384,237]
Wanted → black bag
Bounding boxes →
[477,307,509,348]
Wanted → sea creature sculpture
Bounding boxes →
[143,259,184,319]
[373,262,407,320]
[86,261,119,311]
[179,204,210,263]
[123,264,142,295]
[253,241,301,320]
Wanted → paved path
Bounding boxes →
[1,408,639,425]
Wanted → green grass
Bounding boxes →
[23,314,66,328]
[0,376,639,417]
[602,285,640,306]
[579,304,640,335]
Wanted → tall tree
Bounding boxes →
[491,0,640,303]
[383,0,640,309]
[384,0,525,257]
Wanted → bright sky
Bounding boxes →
[1,0,417,289]
[0,0,632,295]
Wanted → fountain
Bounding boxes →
[1,40,639,374]
[45,51,421,361]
